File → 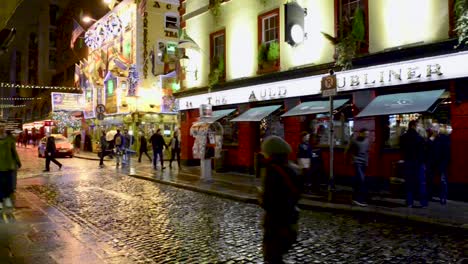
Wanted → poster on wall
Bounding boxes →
[105,78,118,114]
[83,86,95,119]
[51,92,85,112]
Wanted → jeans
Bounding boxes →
[0,171,14,200]
[99,150,113,166]
[152,149,164,168]
[440,166,448,204]
[404,161,427,207]
[353,163,367,203]
[170,149,180,167]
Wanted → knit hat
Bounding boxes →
[261,136,292,158]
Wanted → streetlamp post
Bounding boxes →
[321,70,337,193]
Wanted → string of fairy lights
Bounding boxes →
[0,82,82,91]
[0,97,42,100]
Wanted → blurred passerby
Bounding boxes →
[401,120,427,208]
[425,126,439,202]
[169,130,181,169]
[297,131,312,192]
[346,128,370,207]
[44,135,62,172]
[0,123,21,209]
[74,133,81,152]
[122,130,133,165]
[437,126,450,205]
[99,131,112,168]
[138,132,152,163]
[259,136,301,264]
[113,130,125,167]
[150,129,168,170]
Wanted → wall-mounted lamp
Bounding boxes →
[179,54,198,80]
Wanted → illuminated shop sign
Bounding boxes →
[179,51,468,110]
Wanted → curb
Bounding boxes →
[128,174,259,204]
[74,154,100,161]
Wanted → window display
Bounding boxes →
[312,117,353,147]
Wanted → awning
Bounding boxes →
[281,99,349,117]
[198,109,236,123]
[357,89,445,118]
[231,105,281,122]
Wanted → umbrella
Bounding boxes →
[106,130,117,141]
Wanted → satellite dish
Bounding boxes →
[0,28,16,55]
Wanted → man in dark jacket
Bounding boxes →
[346,128,370,207]
[44,135,62,172]
[259,136,301,264]
[436,126,450,205]
[150,129,168,170]
[138,132,152,163]
[400,120,427,208]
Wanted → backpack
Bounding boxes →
[115,135,122,146]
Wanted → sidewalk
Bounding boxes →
[75,151,468,230]
[0,183,130,263]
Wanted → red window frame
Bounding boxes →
[210,29,226,81]
[449,0,456,38]
[257,8,280,73]
[334,0,369,54]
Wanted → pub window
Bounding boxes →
[260,11,279,44]
[210,29,226,82]
[335,0,368,53]
[165,14,178,31]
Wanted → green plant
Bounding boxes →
[209,0,222,22]
[455,0,468,48]
[258,41,280,70]
[267,41,280,61]
[322,7,366,70]
[208,56,225,87]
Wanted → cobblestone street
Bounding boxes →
[2,148,467,263]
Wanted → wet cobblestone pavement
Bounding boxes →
[27,172,467,264]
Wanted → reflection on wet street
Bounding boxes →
[5,147,468,263]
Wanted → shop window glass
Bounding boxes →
[260,114,284,140]
[219,113,238,145]
[311,116,353,147]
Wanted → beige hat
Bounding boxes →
[261,135,292,157]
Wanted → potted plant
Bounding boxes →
[208,55,225,87]
[209,0,223,23]
[322,7,366,70]
[455,0,468,48]
[258,40,280,72]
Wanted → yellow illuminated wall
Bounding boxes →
[184,0,335,89]
[369,0,449,52]
[184,0,451,89]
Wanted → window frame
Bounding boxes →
[257,8,280,73]
[164,13,179,32]
[334,0,369,54]
[209,28,226,81]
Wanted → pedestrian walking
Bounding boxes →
[43,135,62,172]
[0,122,22,209]
[169,130,181,169]
[436,125,450,205]
[345,128,370,207]
[150,129,168,170]
[122,130,133,165]
[113,129,125,167]
[400,120,427,208]
[138,132,152,163]
[99,131,112,168]
[259,136,302,264]
[297,131,312,192]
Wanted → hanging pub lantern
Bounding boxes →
[284,1,306,46]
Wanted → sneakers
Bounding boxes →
[352,200,368,207]
[43,169,50,172]
[3,197,13,208]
